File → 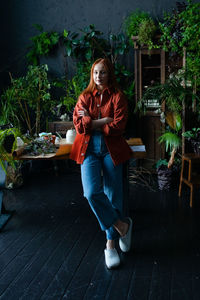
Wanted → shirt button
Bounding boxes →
[81,153,85,156]
[85,141,88,144]
[97,104,100,107]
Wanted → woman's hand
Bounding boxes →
[91,116,114,130]
[78,107,89,117]
[102,117,114,124]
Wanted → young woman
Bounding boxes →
[70,58,133,269]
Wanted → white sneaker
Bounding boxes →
[104,248,120,269]
[119,217,132,252]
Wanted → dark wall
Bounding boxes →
[0,0,198,89]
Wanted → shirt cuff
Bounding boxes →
[82,116,92,133]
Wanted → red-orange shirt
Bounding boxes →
[70,87,132,166]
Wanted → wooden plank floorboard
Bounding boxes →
[0,199,75,269]
[62,230,105,299]
[19,215,98,300]
[0,220,67,298]
[0,205,82,299]
[170,275,193,300]
[127,212,174,300]
[0,226,41,275]
[1,169,200,299]
[126,225,152,300]
[104,253,135,300]
[40,219,99,300]
[82,255,113,300]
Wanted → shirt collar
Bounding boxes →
[92,87,112,96]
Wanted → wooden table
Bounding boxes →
[15,137,146,161]
[15,137,146,216]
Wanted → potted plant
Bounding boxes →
[137,19,157,49]
[123,9,157,48]
[182,128,200,155]
[0,125,23,171]
[156,112,182,190]
[1,64,55,136]
[135,74,193,190]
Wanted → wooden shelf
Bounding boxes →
[143,66,161,69]
[134,47,166,164]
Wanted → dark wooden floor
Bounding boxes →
[1,161,200,300]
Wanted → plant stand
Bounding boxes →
[178,153,200,207]
[0,165,12,230]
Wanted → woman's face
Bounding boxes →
[93,62,108,91]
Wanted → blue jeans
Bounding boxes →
[81,131,124,240]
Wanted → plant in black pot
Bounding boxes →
[157,112,182,190]
[182,128,200,155]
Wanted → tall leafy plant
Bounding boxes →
[1,65,54,136]
[136,74,198,165]
[158,112,182,168]
[159,0,200,88]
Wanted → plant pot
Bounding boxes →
[3,134,15,153]
[191,140,200,155]
[157,164,180,191]
[157,165,173,190]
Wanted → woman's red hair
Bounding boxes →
[82,58,120,95]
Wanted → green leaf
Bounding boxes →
[63,29,69,38]
[175,114,182,132]
[66,45,72,56]
[158,132,181,152]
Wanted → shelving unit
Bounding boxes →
[134,47,166,165]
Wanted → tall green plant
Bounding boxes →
[1,65,54,136]
[158,112,182,168]
[159,0,200,87]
